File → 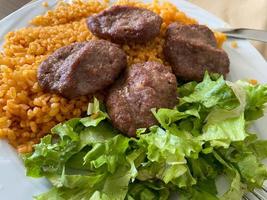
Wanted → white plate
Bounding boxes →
[0,0,267,199]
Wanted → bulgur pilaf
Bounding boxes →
[0,0,226,153]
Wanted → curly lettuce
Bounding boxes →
[24,74,267,200]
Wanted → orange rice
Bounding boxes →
[0,0,226,153]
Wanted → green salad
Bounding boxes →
[24,73,267,200]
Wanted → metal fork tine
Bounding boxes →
[251,190,264,200]
[261,186,267,193]
[243,195,250,200]
[243,185,267,199]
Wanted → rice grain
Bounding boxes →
[0,0,226,152]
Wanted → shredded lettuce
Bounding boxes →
[24,73,267,200]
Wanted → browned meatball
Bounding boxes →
[37,40,127,98]
[106,62,177,137]
[163,23,230,81]
[87,6,163,43]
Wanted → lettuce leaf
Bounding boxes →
[137,126,201,187]
[181,73,239,109]
[248,140,267,159]
[25,99,135,200]
[24,74,267,200]
[236,81,267,120]
[218,134,267,189]
[200,114,248,148]
[127,181,170,200]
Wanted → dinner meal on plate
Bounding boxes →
[1,0,267,199]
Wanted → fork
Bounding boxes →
[243,185,267,200]
[215,28,267,43]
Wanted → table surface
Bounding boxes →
[0,0,30,19]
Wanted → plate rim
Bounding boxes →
[0,0,266,199]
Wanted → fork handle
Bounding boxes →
[215,28,267,42]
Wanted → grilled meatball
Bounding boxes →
[37,40,127,98]
[87,6,163,43]
[163,23,230,81]
[106,61,177,137]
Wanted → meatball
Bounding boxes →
[37,40,127,98]
[87,6,163,43]
[163,23,230,81]
[106,62,177,137]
